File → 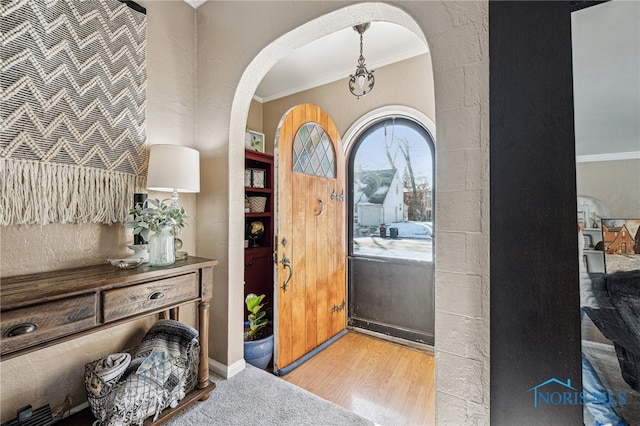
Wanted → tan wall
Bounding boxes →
[0,1,198,421]
[576,158,640,218]
[1,2,491,423]
[195,2,489,423]
[246,99,263,135]
[262,54,435,151]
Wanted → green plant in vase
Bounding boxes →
[243,293,273,369]
[244,293,269,340]
[125,198,190,266]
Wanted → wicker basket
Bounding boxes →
[84,322,199,426]
[248,196,267,213]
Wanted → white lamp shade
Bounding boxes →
[146,144,200,193]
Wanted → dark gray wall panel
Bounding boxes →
[490,1,583,424]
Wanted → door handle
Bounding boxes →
[280,254,293,292]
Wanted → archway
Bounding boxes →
[228,2,432,360]
[218,2,489,424]
[228,4,433,370]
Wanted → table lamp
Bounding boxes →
[146,144,200,259]
[146,144,200,205]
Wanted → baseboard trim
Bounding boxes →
[209,357,246,379]
[68,401,89,417]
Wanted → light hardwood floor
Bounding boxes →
[280,331,435,426]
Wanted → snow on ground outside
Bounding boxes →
[354,222,433,261]
[353,237,433,261]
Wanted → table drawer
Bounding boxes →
[103,273,199,322]
[1,294,97,356]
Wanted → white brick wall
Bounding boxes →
[430,2,490,423]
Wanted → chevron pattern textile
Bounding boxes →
[0,0,147,225]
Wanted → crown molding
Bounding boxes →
[183,0,206,9]
[576,151,640,162]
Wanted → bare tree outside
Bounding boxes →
[383,132,430,221]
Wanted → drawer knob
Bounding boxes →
[148,291,165,300]
[4,323,38,337]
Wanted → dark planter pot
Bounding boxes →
[243,321,274,369]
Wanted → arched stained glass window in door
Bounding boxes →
[293,123,336,178]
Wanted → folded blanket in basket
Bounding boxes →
[134,319,199,361]
[103,320,199,426]
[86,353,131,397]
[107,372,166,426]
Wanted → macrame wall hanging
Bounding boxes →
[0,0,148,226]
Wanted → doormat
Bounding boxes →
[0,0,148,226]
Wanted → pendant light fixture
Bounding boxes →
[348,23,375,99]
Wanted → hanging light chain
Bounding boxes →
[349,23,375,99]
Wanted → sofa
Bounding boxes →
[583,269,640,391]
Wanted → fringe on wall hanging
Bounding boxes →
[0,0,148,226]
[1,158,146,226]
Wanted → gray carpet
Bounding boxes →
[165,364,375,426]
[582,341,640,425]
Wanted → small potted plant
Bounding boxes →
[243,293,273,369]
[124,198,190,266]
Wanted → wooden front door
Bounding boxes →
[274,104,346,372]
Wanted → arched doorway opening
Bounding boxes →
[228,4,434,370]
[221,2,487,424]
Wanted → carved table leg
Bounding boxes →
[170,307,179,321]
[197,299,210,391]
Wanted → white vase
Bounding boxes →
[149,225,175,266]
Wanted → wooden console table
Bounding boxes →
[1,256,218,425]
